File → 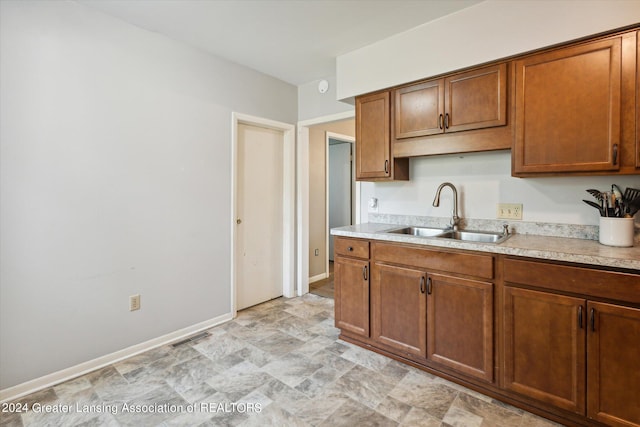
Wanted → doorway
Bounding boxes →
[297,113,358,297]
[309,131,357,300]
[232,113,295,314]
[327,133,356,264]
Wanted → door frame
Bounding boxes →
[231,112,295,317]
[325,131,358,275]
[297,111,358,295]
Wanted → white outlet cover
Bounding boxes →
[497,203,523,220]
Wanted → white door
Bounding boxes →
[328,140,353,261]
[236,123,283,310]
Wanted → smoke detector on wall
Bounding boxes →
[318,79,329,94]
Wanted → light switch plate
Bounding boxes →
[497,203,523,220]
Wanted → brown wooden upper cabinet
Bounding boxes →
[355,91,409,181]
[637,30,640,169]
[394,63,508,139]
[513,36,623,175]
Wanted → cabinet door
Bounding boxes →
[514,37,622,174]
[427,274,494,382]
[637,31,640,169]
[371,263,426,357]
[334,256,369,338]
[503,287,586,414]
[394,79,444,139]
[356,91,391,179]
[587,302,640,426]
[444,63,508,133]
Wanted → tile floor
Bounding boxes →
[309,262,334,299]
[0,294,561,427]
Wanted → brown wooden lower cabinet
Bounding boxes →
[587,302,640,426]
[371,263,426,357]
[334,255,369,338]
[428,273,494,382]
[503,287,586,414]
[503,288,640,426]
[334,238,640,427]
[369,244,495,380]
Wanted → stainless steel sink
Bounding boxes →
[381,226,510,244]
[384,226,446,238]
[437,230,510,244]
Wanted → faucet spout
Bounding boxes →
[432,182,460,231]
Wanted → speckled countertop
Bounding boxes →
[331,222,640,271]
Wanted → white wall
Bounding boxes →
[298,75,353,122]
[337,0,640,99]
[0,0,296,389]
[361,152,640,226]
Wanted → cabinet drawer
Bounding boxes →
[504,258,640,304]
[373,242,494,280]
[335,238,369,259]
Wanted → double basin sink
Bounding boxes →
[381,226,510,244]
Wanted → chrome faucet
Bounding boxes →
[432,182,460,231]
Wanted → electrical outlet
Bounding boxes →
[368,197,379,213]
[497,203,523,220]
[314,249,319,256]
[130,294,141,311]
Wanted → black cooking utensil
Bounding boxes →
[583,199,604,216]
[623,187,640,204]
[586,189,604,201]
[627,196,640,217]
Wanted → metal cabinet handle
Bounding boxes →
[384,160,389,174]
[590,308,595,332]
[427,277,433,295]
[363,265,368,281]
[612,143,618,166]
[347,247,353,252]
[578,306,583,329]
[444,113,450,129]
[420,276,426,294]
[439,114,444,130]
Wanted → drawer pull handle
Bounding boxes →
[363,265,368,281]
[439,114,444,130]
[420,276,426,294]
[384,160,389,174]
[578,306,583,329]
[427,277,433,295]
[590,308,595,332]
[444,113,450,129]
[612,143,618,166]
[347,247,353,252]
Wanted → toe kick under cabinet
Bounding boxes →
[333,236,640,427]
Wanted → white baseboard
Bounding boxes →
[0,312,233,403]
[309,272,328,284]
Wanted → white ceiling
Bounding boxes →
[78,0,483,86]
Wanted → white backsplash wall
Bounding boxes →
[360,151,640,227]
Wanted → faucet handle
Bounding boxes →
[502,224,510,235]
